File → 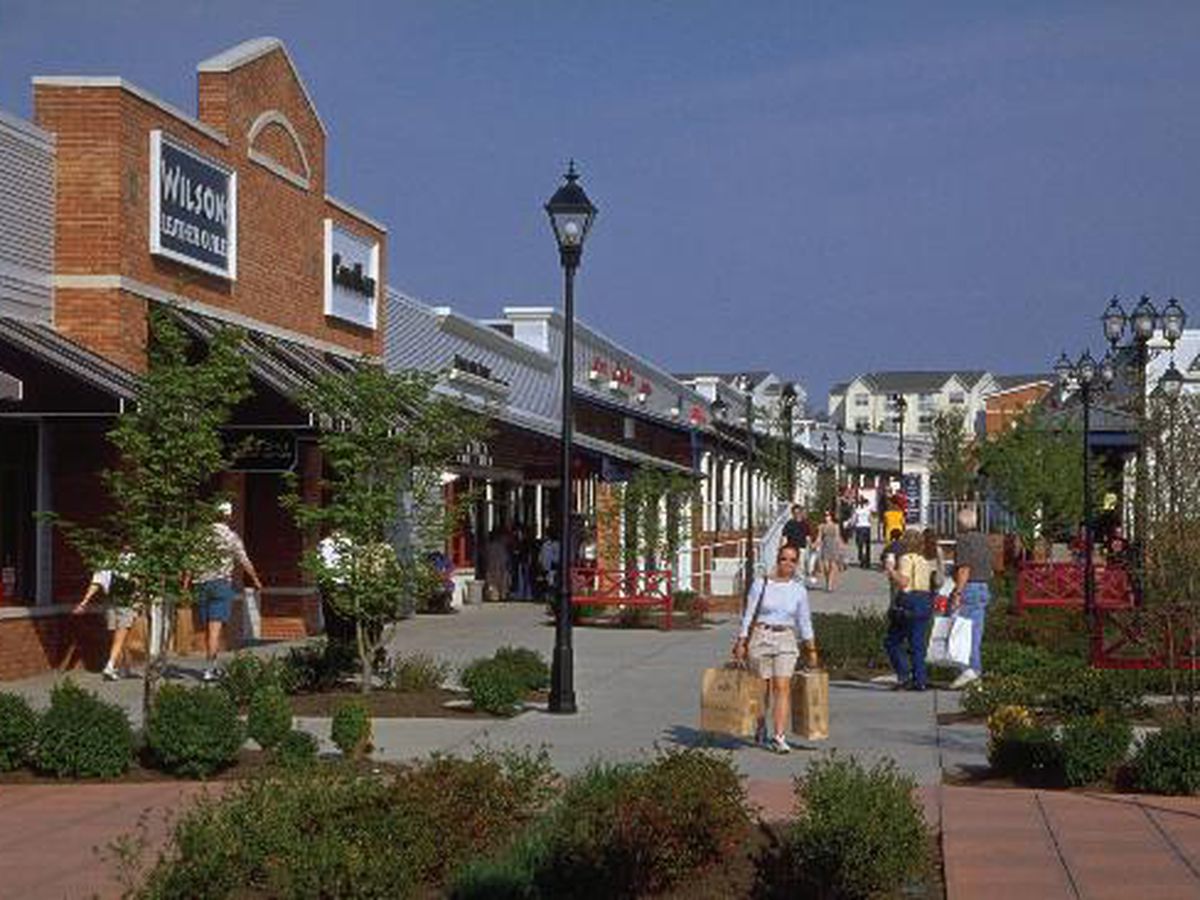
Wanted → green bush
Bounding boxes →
[1130,722,1200,795]
[813,610,890,672]
[1044,668,1144,718]
[987,724,1064,785]
[330,699,371,758]
[961,674,1033,717]
[272,729,319,771]
[136,749,556,898]
[247,683,293,751]
[764,754,927,900]
[219,652,291,708]
[33,680,133,778]
[461,658,525,716]
[387,652,450,692]
[983,641,1085,678]
[0,692,38,772]
[281,638,357,693]
[518,749,751,899]
[1060,714,1132,787]
[493,646,550,692]
[146,684,244,777]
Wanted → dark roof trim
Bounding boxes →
[0,317,137,400]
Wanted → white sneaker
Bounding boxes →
[771,734,791,754]
[101,663,120,682]
[950,668,979,690]
[201,667,220,683]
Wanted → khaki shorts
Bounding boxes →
[105,605,136,630]
[748,626,799,679]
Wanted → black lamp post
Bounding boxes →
[1100,295,1188,603]
[1055,349,1114,619]
[893,395,909,479]
[1159,361,1185,518]
[544,161,597,715]
[781,383,797,502]
[711,396,728,532]
[836,423,846,491]
[854,423,865,488]
[736,375,755,588]
[821,432,829,468]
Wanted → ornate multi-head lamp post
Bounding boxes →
[544,162,597,715]
[781,382,797,502]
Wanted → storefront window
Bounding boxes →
[0,422,37,605]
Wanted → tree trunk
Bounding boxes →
[356,619,373,694]
[141,596,174,724]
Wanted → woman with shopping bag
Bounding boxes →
[732,545,818,754]
[883,529,936,691]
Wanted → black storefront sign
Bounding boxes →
[225,429,297,473]
[902,473,922,524]
[150,131,236,279]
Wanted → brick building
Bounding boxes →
[0,38,385,678]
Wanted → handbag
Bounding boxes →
[925,615,954,665]
[946,615,973,668]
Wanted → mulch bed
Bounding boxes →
[288,687,546,718]
[0,747,275,785]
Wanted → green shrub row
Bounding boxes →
[460,647,550,716]
[29,681,135,778]
[963,654,1145,719]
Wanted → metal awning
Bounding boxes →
[0,317,137,403]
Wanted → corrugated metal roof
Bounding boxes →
[0,317,137,399]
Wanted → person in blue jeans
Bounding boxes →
[950,506,993,688]
[883,530,935,691]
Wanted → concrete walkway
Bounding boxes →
[4,568,1199,899]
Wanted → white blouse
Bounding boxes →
[739,577,814,641]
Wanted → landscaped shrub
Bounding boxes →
[273,729,319,770]
[526,749,752,899]
[1059,714,1132,787]
[135,749,557,898]
[961,674,1032,717]
[0,692,38,771]
[220,652,291,708]
[145,684,244,777]
[1130,722,1200,795]
[280,638,357,693]
[1043,668,1144,718]
[492,646,550,692]
[33,680,133,778]
[247,683,293,751]
[813,610,890,672]
[763,754,927,900]
[386,652,450,692]
[330,699,371,758]
[983,641,1085,679]
[461,658,525,715]
[987,723,1064,785]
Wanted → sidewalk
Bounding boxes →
[4,572,1199,898]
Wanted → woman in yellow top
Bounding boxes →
[883,529,937,691]
[882,499,906,552]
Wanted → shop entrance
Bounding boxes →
[0,421,36,604]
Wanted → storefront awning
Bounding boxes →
[0,317,137,413]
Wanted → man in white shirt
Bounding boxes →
[193,501,263,681]
[851,498,874,568]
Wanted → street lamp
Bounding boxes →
[835,423,846,491]
[892,394,909,480]
[544,161,597,715]
[821,432,829,468]
[1056,348,1114,619]
[1159,360,1185,518]
[781,383,797,502]
[1100,294,1189,603]
[711,396,728,532]
[854,422,865,488]
[735,374,755,587]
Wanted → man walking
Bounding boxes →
[194,501,263,682]
[950,506,992,689]
[781,505,815,583]
[851,497,873,568]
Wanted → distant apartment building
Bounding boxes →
[828,371,998,436]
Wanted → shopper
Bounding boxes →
[950,506,993,689]
[884,529,935,691]
[816,510,843,592]
[732,544,818,754]
[72,549,140,681]
[193,501,263,682]
[851,497,873,568]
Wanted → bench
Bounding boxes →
[569,567,674,630]
[1014,561,1134,611]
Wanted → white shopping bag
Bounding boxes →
[243,588,262,642]
[925,615,954,665]
[946,615,973,668]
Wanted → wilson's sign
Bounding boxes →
[149,131,237,279]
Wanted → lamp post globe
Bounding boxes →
[1102,296,1127,346]
[1162,298,1187,346]
[1054,351,1075,387]
[544,161,597,715]
[1077,350,1097,386]
[1131,295,1158,342]
[1159,361,1185,400]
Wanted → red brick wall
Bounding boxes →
[34,42,386,370]
[985,384,1051,436]
[0,613,108,680]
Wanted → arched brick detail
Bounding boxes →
[247,109,310,186]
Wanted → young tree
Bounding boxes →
[288,364,481,692]
[928,410,977,501]
[977,408,1107,548]
[63,307,250,720]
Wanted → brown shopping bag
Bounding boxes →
[700,664,765,738]
[792,669,830,740]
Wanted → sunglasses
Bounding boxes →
[778,555,799,564]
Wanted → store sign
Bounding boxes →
[149,131,237,279]
[225,429,297,473]
[324,220,379,329]
[901,473,922,524]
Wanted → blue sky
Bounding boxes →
[2,1,1198,406]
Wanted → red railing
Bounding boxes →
[1090,604,1200,670]
[1014,562,1134,611]
[569,567,674,630]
